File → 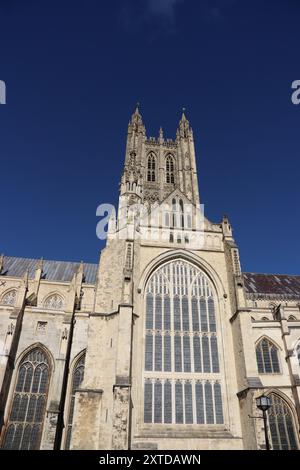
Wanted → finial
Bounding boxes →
[0,254,4,274]
[135,102,140,114]
[36,257,43,271]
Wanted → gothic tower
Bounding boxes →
[70,106,245,450]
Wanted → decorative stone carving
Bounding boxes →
[111,386,130,450]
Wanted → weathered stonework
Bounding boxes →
[111,387,130,450]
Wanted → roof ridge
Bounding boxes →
[4,255,98,266]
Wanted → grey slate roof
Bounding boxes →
[0,256,98,284]
[243,272,300,300]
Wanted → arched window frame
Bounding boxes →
[165,154,175,184]
[0,288,18,306]
[147,152,156,182]
[266,392,299,450]
[64,350,86,450]
[43,293,65,310]
[142,259,224,426]
[255,337,281,374]
[1,345,52,450]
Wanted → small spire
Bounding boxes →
[36,257,43,272]
[134,102,140,115]
[181,107,187,120]
[159,126,164,142]
[0,254,4,273]
[130,102,143,126]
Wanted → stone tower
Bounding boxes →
[71,106,244,450]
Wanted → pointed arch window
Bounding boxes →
[147,153,156,182]
[2,347,50,450]
[166,155,175,184]
[268,393,298,450]
[1,289,17,306]
[256,338,280,374]
[144,260,223,425]
[64,352,86,449]
[44,293,64,310]
[297,344,300,366]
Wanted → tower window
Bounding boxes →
[166,155,175,184]
[147,153,156,182]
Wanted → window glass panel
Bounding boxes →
[164,334,171,372]
[144,381,153,423]
[175,382,183,424]
[210,336,219,373]
[184,382,193,424]
[205,382,214,424]
[146,294,153,330]
[207,298,216,332]
[145,333,153,371]
[154,381,162,423]
[214,383,224,424]
[183,335,191,372]
[164,381,172,424]
[195,382,205,424]
[200,298,208,332]
[155,333,162,371]
[202,336,210,373]
[193,336,202,372]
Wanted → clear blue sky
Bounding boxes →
[0,0,299,274]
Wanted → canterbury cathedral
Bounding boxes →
[0,107,300,451]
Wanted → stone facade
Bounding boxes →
[0,108,299,450]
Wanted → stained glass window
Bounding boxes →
[2,347,50,450]
[268,393,298,450]
[144,260,223,425]
[256,338,280,374]
[64,352,86,449]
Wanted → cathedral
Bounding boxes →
[0,107,300,451]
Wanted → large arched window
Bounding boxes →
[2,347,50,450]
[147,153,156,182]
[256,338,280,373]
[268,393,298,450]
[64,352,86,449]
[166,155,175,184]
[144,260,223,425]
[1,289,17,306]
